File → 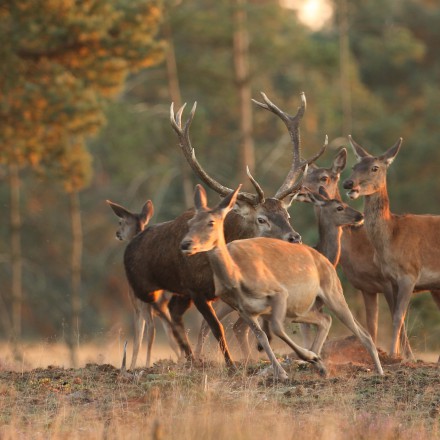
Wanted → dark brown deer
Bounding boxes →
[343,136,440,358]
[301,149,412,356]
[107,199,182,368]
[181,184,383,380]
[124,94,325,367]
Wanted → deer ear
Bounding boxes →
[218,185,242,213]
[331,148,347,174]
[194,184,208,211]
[307,190,326,206]
[348,136,371,161]
[106,200,132,219]
[140,200,154,226]
[380,138,402,167]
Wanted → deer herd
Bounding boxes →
[107,92,439,381]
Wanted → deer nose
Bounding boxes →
[180,240,193,251]
[288,232,302,244]
[356,213,364,222]
[343,179,354,189]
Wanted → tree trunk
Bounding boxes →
[164,18,193,208]
[233,0,255,185]
[338,0,352,136]
[69,190,82,367]
[9,163,22,347]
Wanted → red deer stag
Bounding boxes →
[301,149,413,356]
[343,136,440,358]
[123,95,325,368]
[193,92,328,359]
[181,184,384,380]
[107,199,182,368]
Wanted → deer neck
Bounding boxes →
[207,233,241,290]
[363,185,392,251]
[315,216,342,267]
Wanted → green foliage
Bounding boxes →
[0,0,164,191]
[0,0,439,346]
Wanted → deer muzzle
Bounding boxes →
[180,239,195,255]
[342,179,360,200]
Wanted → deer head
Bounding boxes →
[343,136,402,200]
[107,200,154,241]
[301,148,347,199]
[170,93,326,244]
[296,187,364,227]
[180,185,240,256]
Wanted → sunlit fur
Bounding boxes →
[343,137,440,358]
[182,185,383,380]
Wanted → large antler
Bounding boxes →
[170,102,263,205]
[252,92,327,200]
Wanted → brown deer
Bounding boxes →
[301,149,413,356]
[107,199,182,368]
[181,184,384,380]
[123,94,325,368]
[343,136,440,357]
[195,186,365,358]
[191,92,327,360]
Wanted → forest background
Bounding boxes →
[0,0,439,366]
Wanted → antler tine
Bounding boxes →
[246,166,265,203]
[275,164,309,201]
[169,103,259,205]
[253,92,308,200]
[300,135,328,168]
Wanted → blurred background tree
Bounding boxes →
[0,0,438,359]
[0,0,164,363]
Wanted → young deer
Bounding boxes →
[107,199,182,368]
[123,94,325,369]
[343,136,440,358]
[182,184,384,380]
[195,186,365,358]
[302,149,413,357]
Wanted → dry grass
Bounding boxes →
[0,339,439,439]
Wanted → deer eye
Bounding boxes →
[336,205,344,211]
[371,165,379,172]
[257,217,268,225]
[320,176,329,183]
[208,220,215,227]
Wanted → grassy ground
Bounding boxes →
[0,338,439,439]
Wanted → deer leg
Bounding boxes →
[381,285,413,359]
[298,299,324,350]
[157,297,183,361]
[299,323,315,350]
[292,310,332,356]
[232,316,251,360]
[238,313,289,381]
[390,278,415,358]
[195,301,235,359]
[191,294,234,368]
[130,297,146,370]
[143,304,155,368]
[256,318,272,352]
[361,291,379,343]
[320,286,383,375]
[270,294,327,376]
[167,295,195,361]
